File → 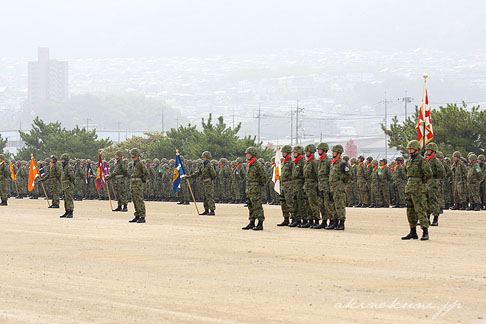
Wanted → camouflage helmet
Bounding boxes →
[169,159,175,164]
[366,156,373,162]
[281,144,292,153]
[196,159,202,163]
[343,155,349,161]
[201,151,212,159]
[317,142,329,152]
[406,140,421,151]
[130,148,140,156]
[115,150,124,157]
[211,159,218,165]
[50,155,58,160]
[60,153,69,161]
[381,158,387,164]
[425,142,438,152]
[145,159,152,164]
[478,154,485,161]
[395,156,404,162]
[436,151,444,159]
[467,152,475,159]
[469,154,478,161]
[350,157,357,163]
[292,145,304,155]
[452,151,461,158]
[332,144,344,154]
[219,158,226,164]
[304,144,316,153]
[372,159,378,165]
[236,157,243,163]
[0,154,5,160]
[258,158,265,164]
[161,158,168,163]
[153,158,160,164]
[245,147,258,156]
[75,158,81,163]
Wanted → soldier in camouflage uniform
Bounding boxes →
[242,147,267,231]
[106,150,129,212]
[59,153,75,218]
[276,145,294,226]
[329,144,351,230]
[478,155,486,209]
[218,158,232,203]
[301,144,320,228]
[356,155,370,207]
[402,140,433,241]
[392,157,407,208]
[288,145,306,227]
[451,151,467,210]
[41,155,62,208]
[443,156,454,209]
[186,151,217,215]
[0,154,10,205]
[425,143,445,226]
[369,160,381,208]
[316,142,335,229]
[466,154,482,211]
[74,159,85,200]
[128,148,149,223]
[378,159,392,207]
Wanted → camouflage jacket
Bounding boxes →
[330,157,351,189]
[405,154,432,194]
[317,154,332,192]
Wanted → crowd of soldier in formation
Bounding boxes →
[0,139,483,237]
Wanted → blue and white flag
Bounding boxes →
[172,152,186,194]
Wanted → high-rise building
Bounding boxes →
[28,48,68,103]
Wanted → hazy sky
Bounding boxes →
[1,0,485,59]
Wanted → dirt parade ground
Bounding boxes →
[0,199,485,324]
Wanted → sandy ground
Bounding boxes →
[0,198,485,324]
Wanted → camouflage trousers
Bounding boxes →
[304,180,321,221]
[131,180,146,218]
[395,181,406,205]
[426,179,440,217]
[468,181,481,205]
[246,184,264,221]
[115,176,128,206]
[319,188,336,221]
[75,178,84,198]
[380,181,390,207]
[371,180,382,206]
[406,191,429,228]
[279,181,294,218]
[357,180,369,205]
[0,179,8,201]
[453,180,466,205]
[202,179,215,211]
[292,181,306,221]
[50,180,61,207]
[62,182,74,212]
[330,184,346,221]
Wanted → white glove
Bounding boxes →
[180,174,187,179]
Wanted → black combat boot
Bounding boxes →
[401,227,418,240]
[466,203,472,211]
[65,211,73,218]
[314,219,328,229]
[473,203,481,211]
[122,205,128,212]
[420,227,429,240]
[431,216,439,226]
[299,219,312,228]
[277,217,290,226]
[60,211,68,218]
[183,201,190,205]
[325,218,337,230]
[112,205,122,212]
[137,217,146,223]
[177,201,184,205]
[208,210,215,215]
[129,216,139,223]
[252,220,263,231]
[199,210,209,215]
[450,204,458,210]
[242,220,255,230]
[288,219,301,227]
[368,204,375,208]
[361,204,369,208]
[0,199,7,206]
[335,219,345,230]
[439,208,443,214]
[459,204,466,210]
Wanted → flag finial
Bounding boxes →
[423,73,428,79]
[30,153,33,158]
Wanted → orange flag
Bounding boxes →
[28,155,40,192]
[9,162,16,181]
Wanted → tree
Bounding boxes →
[107,114,274,161]
[17,117,112,161]
[382,102,486,157]
[344,138,358,157]
[0,135,6,154]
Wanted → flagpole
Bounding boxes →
[186,178,200,215]
[422,73,428,151]
[105,180,113,210]
[14,180,19,197]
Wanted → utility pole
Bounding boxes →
[117,121,120,143]
[379,93,393,158]
[176,117,179,128]
[232,107,235,129]
[295,101,304,145]
[290,107,294,145]
[398,91,413,120]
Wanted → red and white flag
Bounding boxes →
[416,75,434,147]
[272,146,282,194]
[95,151,105,191]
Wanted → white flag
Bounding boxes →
[272,147,282,194]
